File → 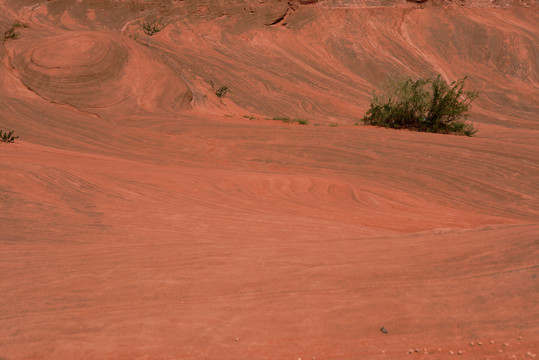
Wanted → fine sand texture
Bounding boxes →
[1,0,538,359]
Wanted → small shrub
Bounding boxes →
[12,21,29,29]
[215,86,229,98]
[272,116,291,123]
[329,123,338,127]
[0,130,19,143]
[362,74,478,136]
[4,21,29,41]
[270,117,310,125]
[210,81,229,98]
[142,18,165,36]
[141,17,165,46]
[4,28,17,40]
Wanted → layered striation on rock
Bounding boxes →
[0,1,537,359]
[6,30,192,117]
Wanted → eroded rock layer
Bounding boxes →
[0,0,537,359]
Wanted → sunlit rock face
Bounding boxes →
[0,0,537,359]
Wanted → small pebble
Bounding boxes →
[437,348,442,352]
[518,336,522,340]
[234,337,239,342]
[477,341,483,346]
[449,350,455,355]
[503,343,509,347]
[469,341,474,346]
[526,352,536,358]
[408,349,413,354]
[457,350,463,355]
[490,340,495,344]
[498,349,503,353]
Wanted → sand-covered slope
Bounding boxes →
[0,0,538,359]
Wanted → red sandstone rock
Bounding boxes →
[0,1,537,359]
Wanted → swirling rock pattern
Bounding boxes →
[8,29,192,116]
[0,1,537,359]
[12,32,129,108]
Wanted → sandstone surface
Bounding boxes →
[0,0,537,359]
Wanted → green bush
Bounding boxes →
[142,18,165,36]
[272,116,291,123]
[3,28,17,40]
[4,21,29,41]
[141,18,165,46]
[271,117,310,125]
[0,130,19,143]
[362,74,479,136]
[210,81,229,98]
[12,21,29,29]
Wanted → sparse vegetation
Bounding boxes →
[215,86,229,98]
[4,21,28,41]
[273,116,291,123]
[0,130,19,143]
[271,117,309,125]
[141,17,165,46]
[362,74,479,136]
[4,28,17,40]
[210,81,229,98]
[12,21,29,29]
[329,123,338,127]
[244,115,257,120]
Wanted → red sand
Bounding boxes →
[1,0,538,359]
